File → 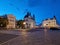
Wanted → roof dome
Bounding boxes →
[24,12,31,18]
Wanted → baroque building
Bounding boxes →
[24,12,35,29]
[42,16,59,28]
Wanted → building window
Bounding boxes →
[25,19,28,21]
[26,23,28,25]
[46,24,48,25]
[48,22,50,23]
[9,20,14,22]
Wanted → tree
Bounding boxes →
[0,17,8,28]
[16,20,25,29]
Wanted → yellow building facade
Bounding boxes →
[42,16,59,28]
[6,14,16,29]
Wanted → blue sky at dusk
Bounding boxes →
[0,0,60,25]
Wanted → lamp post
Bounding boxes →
[23,22,26,29]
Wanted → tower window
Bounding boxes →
[46,24,48,25]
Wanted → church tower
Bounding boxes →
[33,14,35,20]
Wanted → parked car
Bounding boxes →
[50,27,60,30]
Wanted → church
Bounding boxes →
[42,16,59,28]
[24,12,35,29]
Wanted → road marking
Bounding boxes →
[0,36,19,45]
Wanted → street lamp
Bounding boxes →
[23,22,26,25]
[23,22,26,29]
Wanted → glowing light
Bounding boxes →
[23,22,26,25]
[44,24,46,26]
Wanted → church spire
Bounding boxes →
[54,16,56,19]
[33,14,35,20]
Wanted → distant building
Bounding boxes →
[6,14,16,29]
[24,12,35,29]
[42,16,59,28]
[2,14,16,29]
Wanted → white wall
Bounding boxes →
[24,17,35,29]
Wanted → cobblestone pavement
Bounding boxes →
[0,33,18,45]
[0,29,60,45]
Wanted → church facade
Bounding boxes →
[24,12,35,29]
